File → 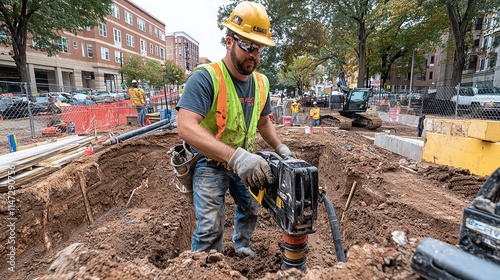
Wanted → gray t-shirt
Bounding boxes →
[176,63,272,129]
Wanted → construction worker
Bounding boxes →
[310,101,321,126]
[290,101,301,125]
[176,1,294,259]
[129,80,146,126]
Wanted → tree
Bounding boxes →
[0,0,113,99]
[163,59,186,86]
[143,59,163,87]
[119,54,166,87]
[368,0,448,88]
[441,0,500,86]
[279,56,317,95]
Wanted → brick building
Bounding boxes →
[0,0,166,93]
[165,31,200,75]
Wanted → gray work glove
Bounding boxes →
[275,144,296,158]
[228,147,273,188]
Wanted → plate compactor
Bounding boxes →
[251,152,345,272]
[410,167,500,279]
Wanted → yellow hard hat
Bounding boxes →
[221,1,275,46]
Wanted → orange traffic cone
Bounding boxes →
[84,144,95,156]
[145,118,151,125]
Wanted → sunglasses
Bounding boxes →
[232,34,265,55]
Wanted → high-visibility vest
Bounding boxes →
[129,87,145,106]
[291,104,300,114]
[198,61,268,152]
[310,107,320,120]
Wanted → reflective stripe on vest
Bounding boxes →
[198,61,268,151]
[129,88,144,105]
[210,62,266,139]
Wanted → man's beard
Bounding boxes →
[231,44,258,76]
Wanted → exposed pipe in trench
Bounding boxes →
[102,119,175,146]
[321,192,346,262]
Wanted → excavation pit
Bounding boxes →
[0,127,486,279]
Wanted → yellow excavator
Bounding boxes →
[320,71,382,130]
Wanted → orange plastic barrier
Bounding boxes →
[61,101,136,134]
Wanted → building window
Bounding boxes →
[113,28,121,44]
[126,34,134,47]
[137,18,146,32]
[154,28,158,38]
[429,71,433,80]
[489,52,497,68]
[101,47,109,60]
[98,23,107,37]
[480,58,486,70]
[483,36,489,49]
[430,55,435,65]
[111,5,120,19]
[468,55,478,70]
[159,31,165,41]
[81,43,85,57]
[149,25,152,35]
[57,38,69,53]
[396,73,401,80]
[115,51,122,63]
[150,43,153,54]
[73,41,78,49]
[485,17,492,29]
[125,11,133,25]
[160,47,165,60]
[475,17,483,30]
[155,46,158,56]
[140,39,147,54]
[87,44,93,58]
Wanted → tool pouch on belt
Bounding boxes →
[167,141,202,193]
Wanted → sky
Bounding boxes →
[134,0,231,62]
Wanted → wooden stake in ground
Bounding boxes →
[78,171,94,224]
[341,181,357,222]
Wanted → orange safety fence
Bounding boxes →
[60,100,135,134]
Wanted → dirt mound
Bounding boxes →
[0,125,487,279]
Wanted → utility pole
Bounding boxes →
[409,48,415,92]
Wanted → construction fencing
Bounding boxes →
[370,86,500,120]
[0,81,178,153]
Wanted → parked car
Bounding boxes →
[450,86,500,118]
[421,91,455,116]
[92,90,124,103]
[1,99,48,119]
[57,92,93,105]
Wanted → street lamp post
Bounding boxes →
[120,52,124,90]
[163,74,169,121]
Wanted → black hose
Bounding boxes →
[322,194,346,262]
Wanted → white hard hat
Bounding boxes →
[132,80,138,83]
[313,101,317,105]
[293,101,297,105]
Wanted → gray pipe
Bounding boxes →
[322,194,346,262]
[102,119,174,145]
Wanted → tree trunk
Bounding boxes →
[10,15,34,100]
[451,43,465,86]
[446,2,476,87]
[358,24,367,88]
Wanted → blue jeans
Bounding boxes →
[135,106,146,126]
[292,113,299,125]
[312,119,320,126]
[191,156,259,252]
